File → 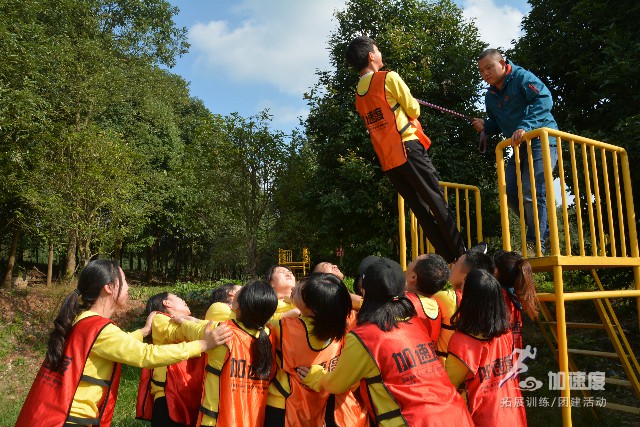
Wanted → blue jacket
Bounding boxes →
[483,61,557,138]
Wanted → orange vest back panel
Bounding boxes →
[200,320,276,427]
[447,331,527,427]
[279,318,367,427]
[16,315,121,427]
[351,320,473,426]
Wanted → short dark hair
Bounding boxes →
[210,282,238,305]
[462,251,495,275]
[452,269,510,338]
[478,48,503,62]
[345,36,376,71]
[145,292,170,315]
[414,254,450,295]
[300,273,352,342]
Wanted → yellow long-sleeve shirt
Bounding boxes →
[357,70,421,143]
[68,311,203,421]
[302,331,406,427]
[205,302,236,322]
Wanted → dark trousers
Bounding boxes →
[385,140,466,263]
[152,397,187,427]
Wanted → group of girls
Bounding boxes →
[17,248,538,427]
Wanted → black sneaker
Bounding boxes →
[467,242,488,254]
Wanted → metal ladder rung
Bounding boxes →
[605,377,633,387]
[543,321,606,330]
[567,348,623,359]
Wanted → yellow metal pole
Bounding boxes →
[495,143,511,251]
[612,153,627,256]
[582,144,597,255]
[465,189,471,247]
[455,188,461,230]
[541,131,560,257]
[600,149,615,256]
[475,188,483,242]
[570,141,586,256]
[515,147,527,254]
[553,264,572,425]
[411,214,418,261]
[556,137,571,255]
[590,146,605,255]
[398,195,407,270]
[526,138,542,256]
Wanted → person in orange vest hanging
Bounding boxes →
[16,259,229,427]
[445,269,528,427]
[345,36,466,264]
[264,272,368,427]
[173,280,278,427]
[298,256,473,427]
[404,254,450,346]
[136,292,207,426]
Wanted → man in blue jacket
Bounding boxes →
[472,48,558,254]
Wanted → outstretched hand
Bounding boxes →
[139,311,157,337]
[202,322,232,351]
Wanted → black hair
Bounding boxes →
[345,36,376,71]
[462,251,495,275]
[265,264,293,283]
[494,251,539,320]
[45,260,123,371]
[414,254,450,295]
[452,269,510,339]
[300,273,352,342]
[235,280,278,379]
[145,292,170,315]
[357,294,417,332]
[478,48,503,61]
[210,282,238,305]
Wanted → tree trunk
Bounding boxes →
[114,239,122,263]
[47,241,54,287]
[146,244,154,282]
[65,230,77,278]
[129,252,134,271]
[3,227,20,289]
[246,236,257,278]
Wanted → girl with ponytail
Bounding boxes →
[493,250,539,349]
[17,260,228,427]
[176,280,278,427]
[298,257,473,427]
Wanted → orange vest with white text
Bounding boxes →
[199,320,276,427]
[447,331,526,427]
[406,292,441,343]
[350,319,472,426]
[355,71,430,171]
[136,312,205,426]
[16,315,121,427]
[278,318,368,427]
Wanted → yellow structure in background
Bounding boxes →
[496,128,640,424]
[398,182,483,270]
[278,247,310,277]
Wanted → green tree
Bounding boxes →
[511,0,640,250]
[303,0,492,271]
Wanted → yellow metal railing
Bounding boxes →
[398,181,483,270]
[495,127,640,425]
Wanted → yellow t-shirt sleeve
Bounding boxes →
[205,302,235,321]
[91,323,202,368]
[180,319,213,342]
[302,333,372,394]
[385,71,420,119]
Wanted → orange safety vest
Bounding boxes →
[199,320,276,427]
[351,320,472,427]
[16,315,121,427]
[277,318,368,427]
[136,312,205,426]
[355,71,431,171]
[447,331,526,427]
[406,292,441,343]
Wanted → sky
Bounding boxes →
[166,0,531,134]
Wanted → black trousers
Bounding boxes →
[151,397,187,427]
[385,140,466,263]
